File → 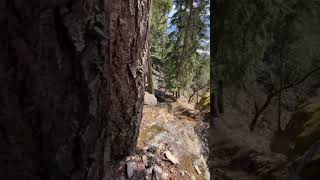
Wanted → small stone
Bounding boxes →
[148,144,159,153]
[142,155,148,164]
[146,152,155,158]
[164,151,179,165]
[158,143,165,151]
[126,161,135,178]
[143,146,149,152]
[153,165,163,180]
[170,168,174,173]
[180,171,185,176]
[146,167,153,175]
[145,167,153,180]
[163,172,169,179]
[194,165,202,175]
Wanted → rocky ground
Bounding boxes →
[111,89,320,180]
[112,92,210,180]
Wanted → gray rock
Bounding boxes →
[126,161,135,178]
[144,92,158,105]
[146,152,155,158]
[148,144,159,153]
[153,165,163,180]
[145,167,153,180]
[142,155,148,164]
[164,151,179,165]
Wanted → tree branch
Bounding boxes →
[249,67,320,131]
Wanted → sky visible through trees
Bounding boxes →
[147,0,210,101]
[168,2,210,54]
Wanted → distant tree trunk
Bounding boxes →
[146,0,154,94]
[1,0,110,179]
[110,0,149,161]
[147,59,155,94]
[176,88,181,99]
[175,91,178,99]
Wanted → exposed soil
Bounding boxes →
[112,92,210,180]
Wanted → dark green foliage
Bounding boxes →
[164,0,210,91]
[150,0,173,67]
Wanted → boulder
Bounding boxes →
[144,92,158,105]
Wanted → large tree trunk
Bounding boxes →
[110,0,149,161]
[1,0,110,180]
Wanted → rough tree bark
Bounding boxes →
[110,0,149,161]
[1,0,110,180]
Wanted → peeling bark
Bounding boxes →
[110,0,149,161]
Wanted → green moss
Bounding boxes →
[139,124,167,142]
[180,154,205,180]
[292,110,320,155]
[286,101,320,156]
[196,94,210,111]
[304,101,320,113]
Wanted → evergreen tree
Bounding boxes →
[150,0,173,67]
[165,0,209,97]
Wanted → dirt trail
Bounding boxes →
[112,98,210,180]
